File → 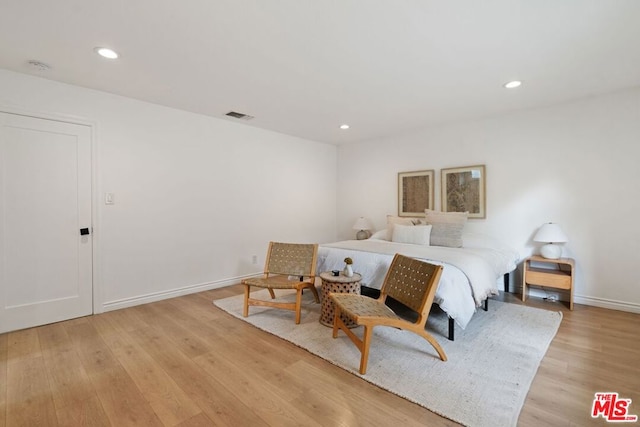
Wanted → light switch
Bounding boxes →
[105,192,115,205]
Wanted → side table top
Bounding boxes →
[527,255,575,267]
[319,271,362,283]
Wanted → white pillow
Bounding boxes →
[369,229,389,240]
[391,224,432,245]
[386,215,423,240]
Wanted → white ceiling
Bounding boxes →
[1,1,640,145]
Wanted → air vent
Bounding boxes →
[225,111,254,120]
[27,60,51,72]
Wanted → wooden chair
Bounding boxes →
[242,242,319,324]
[330,253,447,374]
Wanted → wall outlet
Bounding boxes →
[252,255,258,264]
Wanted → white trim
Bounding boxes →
[101,273,261,312]
[0,104,101,316]
[90,120,102,314]
[510,282,640,314]
[0,103,95,127]
[573,295,640,314]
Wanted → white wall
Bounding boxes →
[338,88,640,312]
[3,68,638,314]
[0,70,337,311]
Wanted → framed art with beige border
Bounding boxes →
[398,170,434,217]
[441,164,486,219]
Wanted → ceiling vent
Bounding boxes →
[225,111,254,120]
[27,60,51,72]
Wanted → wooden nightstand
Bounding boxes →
[522,255,575,310]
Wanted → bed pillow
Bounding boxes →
[424,209,468,248]
[386,215,419,240]
[391,224,432,245]
[369,229,389,240]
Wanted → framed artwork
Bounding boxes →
[398,170,434,217]
[441,164,486,219]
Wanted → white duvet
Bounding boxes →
[316,235,519,329]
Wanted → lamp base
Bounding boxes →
[540,244,562,259]
[356,230,369,240]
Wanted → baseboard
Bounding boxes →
[101,276,640,316]
[573,295,640,314]
[510,285,640,314]
[100,273,261,313]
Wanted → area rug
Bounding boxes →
[214,289,562,427]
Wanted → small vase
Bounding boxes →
[344,264,354,277]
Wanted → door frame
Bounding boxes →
[0,104,101,315]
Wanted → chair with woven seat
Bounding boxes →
[330,253,446,374]
[242,242,319,324]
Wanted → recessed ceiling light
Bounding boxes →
[340,124,350,130]
[504,80,522,89]
[94,47,119,59]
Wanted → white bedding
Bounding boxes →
[316,235,519,329]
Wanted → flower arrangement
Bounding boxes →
[343,257,354,277]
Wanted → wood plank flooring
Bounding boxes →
[1,285,639,426]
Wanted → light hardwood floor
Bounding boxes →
[1,285,639,426]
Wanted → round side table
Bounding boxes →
[319,271,362,327]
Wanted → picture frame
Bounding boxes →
[441,164,486,219]
[398,170,434,217]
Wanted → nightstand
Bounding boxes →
[522,255,575,310]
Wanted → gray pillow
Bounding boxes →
[424,209,468,248]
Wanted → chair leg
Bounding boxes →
[308,283,320,303]
[243,284,250,318]
[333,304,371,373]
[332,306,341,338]
[294,289,303,324]
[359,326,373,374]
[267,288,276,299]
[416,329,448,362]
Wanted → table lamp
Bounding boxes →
[533,223,568,259]
[353,217,373,240]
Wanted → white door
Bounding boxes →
[0,112,93,334]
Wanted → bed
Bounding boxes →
[316,229,520,340]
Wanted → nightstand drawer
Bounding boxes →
[526,268,571,290]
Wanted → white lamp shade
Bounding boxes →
[534,223,567,259]
[533,223,568,243]
[352,217,373,231]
